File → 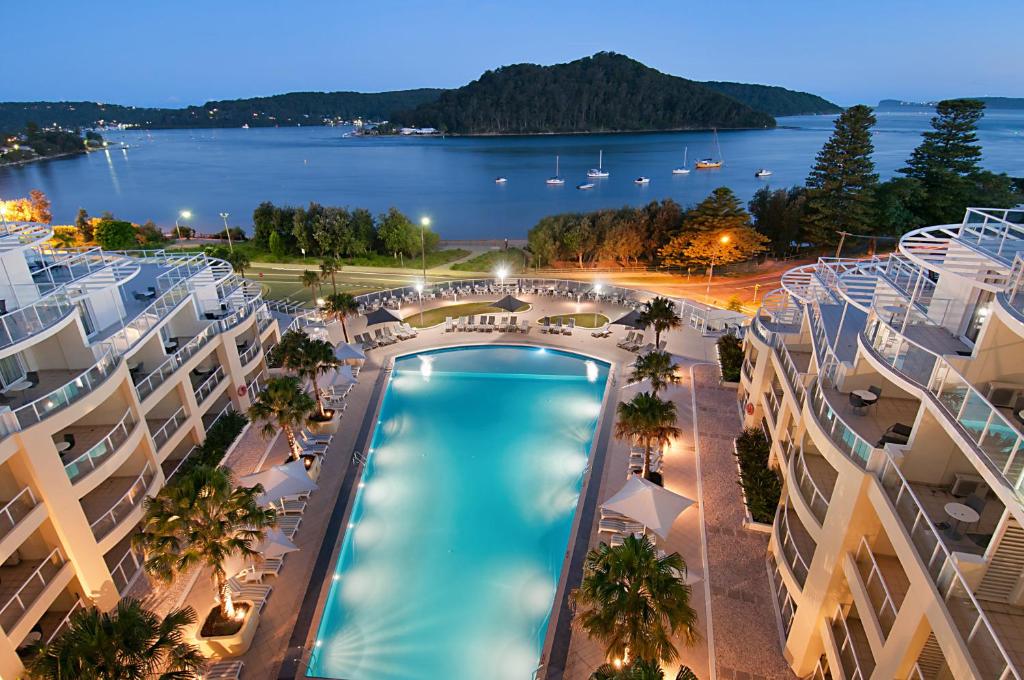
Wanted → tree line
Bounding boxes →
[252,202,441,261]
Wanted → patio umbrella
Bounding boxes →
[611,309,645,329]
[601,475,695,540]
[324,365,358,389]
[364,307,402,327]
[492,294,526,313]
[223,528,299,576]
[334,342,366,362]
[238,459,318,506]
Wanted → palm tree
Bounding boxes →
[571,534,698,666]
[133,466,276,623]
[227,250,250,277]
[323,292,359,343]
[638,297,682,346]
[631,351,680,397]
[248,376,318,459]
[615,392,681,479]
[301,269,321,303]
[591,660,665,680]
[319,256,339,294]
[284,335,340,418]
[25,598,205,680]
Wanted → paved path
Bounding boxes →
[691,363,795,680]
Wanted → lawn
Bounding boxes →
[537,313,610,329]
[403,301,530,328]
[171,240,469,269]
[449,248,528,273]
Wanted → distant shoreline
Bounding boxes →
[0,144,120,169]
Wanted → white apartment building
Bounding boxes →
[0,221,278,677]
[741,207,1024,679]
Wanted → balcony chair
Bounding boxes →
[849,392,868,414]
[25,372,39,388]
[63,433,76,453]
[868,385,883,400]
[876,423,912,447]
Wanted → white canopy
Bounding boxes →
[601,475,695,540]
[237,459,318,506]
[223,528,299,576]
[334,342,366,362]
[324,364,358,389]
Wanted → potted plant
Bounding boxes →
[614,392,681,480]
[270,331,342,433]
[133,466,276,658]
[248,376,318,459]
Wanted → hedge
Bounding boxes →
[734,427,782,523]
[174,410,248,479]
[717,334,743,382]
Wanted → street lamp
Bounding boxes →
[420,217,430,286]
[415,280,425,327]
[593,283,603,328]
[706,233,731,303]
[219,212,233,252]
[175,210,192,242]
[496,266,508,290]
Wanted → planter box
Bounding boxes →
[721,380,741,389]
[307,410,340,435]
[195,602,259,658]
[303,453,323,482]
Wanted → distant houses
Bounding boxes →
[398,127,438,135]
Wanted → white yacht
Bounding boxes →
[495,177,508,184]
[577,182,595,190]
[634,176,650,185]
[586,150,609,178]
[755,168,773,178]
[546,155,565,185]
[672,147,691,175]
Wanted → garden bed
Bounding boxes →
[201,603,252,638]
[734,427,781,526]
[716,333,743,383]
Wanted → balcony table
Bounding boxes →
[851,389,879,405]
[944,502,980,540]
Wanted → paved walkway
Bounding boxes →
[691,364,795,680]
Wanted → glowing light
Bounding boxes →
[420,216,431,227]
[316,297,326,306]
[347,522,355,529]
[594,283,603,293]
[332,574,340,581]
[419,355,433,381]
[719,233,730,244]
[585,360,599,383]
[180,210,192,220]
[536,347,546,354]
[415,281,424,294]
[496,266,509,281]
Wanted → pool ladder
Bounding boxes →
[352,450,367,465]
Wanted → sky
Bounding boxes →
[9,0,1023,108]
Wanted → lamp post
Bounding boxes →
[415,281,424,327]
[219,212,233,252]
[593,283,603,328]
[706,233,731,303]
[175,210,192,242]
[420,216,430,287]
[496,266,508,291]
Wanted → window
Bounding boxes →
[964,291,994,343]
[0,353,27,388]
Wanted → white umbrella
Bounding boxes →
[238,459,318,506]
[601,475,695,540]
[325,365,358,389]
[223,528,299,576]
[334,342,366,362]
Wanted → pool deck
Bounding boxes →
[129,292,792,680]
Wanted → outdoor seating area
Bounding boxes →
[444,315,529,333]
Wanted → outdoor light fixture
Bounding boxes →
[175,209,192,241]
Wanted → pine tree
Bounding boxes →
[900,98,1017,224]
[804,105,878,246]
[683,187,750,233]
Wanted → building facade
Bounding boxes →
[0,222,278,677]
[740,207,1024,679]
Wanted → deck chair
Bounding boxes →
[519,319,530,333]
[508,316,517,331]
[204,661,245,680]
[539,319,551,334]
[552,319,563,334]
[444,317,455,332]
[466,315,477,331]
[563,318,575,335]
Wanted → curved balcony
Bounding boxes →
[194,366,226,406]
[11,345,121,430]
[774,501,815,590]
[134,322,219,402]
[62,409,138,485]
[828,604,873,680]
[789,443,834,529]
[87,463,156,542]
[0,547,70,637]
[238,341,262,368]
[806,381,876,468]
[151,406,188,453]
[852,537,906,641]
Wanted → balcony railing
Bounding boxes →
[808,381,874,467]
[741,356,754,381]
[13,344,120,429]
[134,323,218,401]
[89,464,155,541]
[45,597,83,645]
[776,503,810,588]
[765,388,782,424]
[0,487,38,543]
[0,548,67,634]
[106,280,193,355]
[854,538,899,639]
[772,334,807,406]
[152,407,187,452]
[875,454,1018,679]
[0,291,75,350]
[793,446,830,525]
[768,552,797,637]
[195,367,225,404]
[830,605,866,680]
[109,547,145,594]
[64,409,137,484]
[239,342,261,366]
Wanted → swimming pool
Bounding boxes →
[307,345,611,679]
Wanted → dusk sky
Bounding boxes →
[10,0,1023,107]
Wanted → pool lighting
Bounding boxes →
[348,522,355,529]
[585,360,599,383]
[419,355,433,381]
[496,266,508,287]
[332,574,340,581]
[536,347,546,354]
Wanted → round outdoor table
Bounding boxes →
[944,502,980,540]
[852,389,879,405]
[55,441,71,452]
[4,382,31,393]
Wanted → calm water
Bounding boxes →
[2,112,1022,238]
[308,345,608,680]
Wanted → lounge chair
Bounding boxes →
[227,576,272,600]
[444,317,455,333]
[276,516,302,538]
[498,315,509,331]
[538,319,551,334]
[519,319,530,333]
[457,316,468,332]
[466,315,477,331]
[300,430,333,445]
[508,316,517,331]
[276,498,307,515]
[552,319,563,334]
[563,318,575,335]
[401,322,419,338]
[204,660,245,680]
[591,324,610,338]
[485,316,497,332]
[617,331,637,348]
[625,335,645,352]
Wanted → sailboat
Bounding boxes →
[695,129,724,169]
[672,147,691,175]
[587,150,609,178]
[546,155,565,185]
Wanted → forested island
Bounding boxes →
[877,97,1024,110]
[0,123,103,166]
[0,53,840,133]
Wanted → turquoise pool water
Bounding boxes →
[307,345,610,679]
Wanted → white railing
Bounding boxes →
[0,487,37,541]
[45,597,83,645]
[772,333,807,406]
[63,409,137,484]
[239,342,261,366]
[89,464,155,540]
[741,356,753,381]
[13,344,120,429]
[793,446,830,525]
[166,445,200,482]
[808,381,875,467]
[960,207,1024,262]
[768,552,797,637]
[776,503,810,588]
[830,605,866,680]
[195,367,225,404]
[105,279,193,355]
[109,548,145,594]
[151,406,187,452]
[134,323,218,401]
[854,537,900,639]
[875,454,1019,679]
[765,387,782,424]
[246,370,268,398]
[0,548,66,633]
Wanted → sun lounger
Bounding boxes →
[563,318,575,335]
[276,516,302,538]
[591,324,612,338]
[484,316,495,332]
[519,319,530,333]
[401,322,418,337]
[204,660,245,680]
[466,315,477,331]
[276,498,307,515]
[227,576,272,599]
[508,316,517,331]
[498,315,509,331]
[552,319,563,334]
[444,316,455,332]
[393,325,413,340]
[539,319,551,334]
[617,331,637,348]
[300,430,332,445]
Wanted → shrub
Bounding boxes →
[176,410,248,478]
[716,333,743,382]
[734,427,781,523]
[726,295,744,312]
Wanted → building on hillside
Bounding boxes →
[0,221,279,676]
[740,207,1024,679]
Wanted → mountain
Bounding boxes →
[877,97,1024,110]
[0,89,443,130]
[390,53,775,134]
[701,81,842,116]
